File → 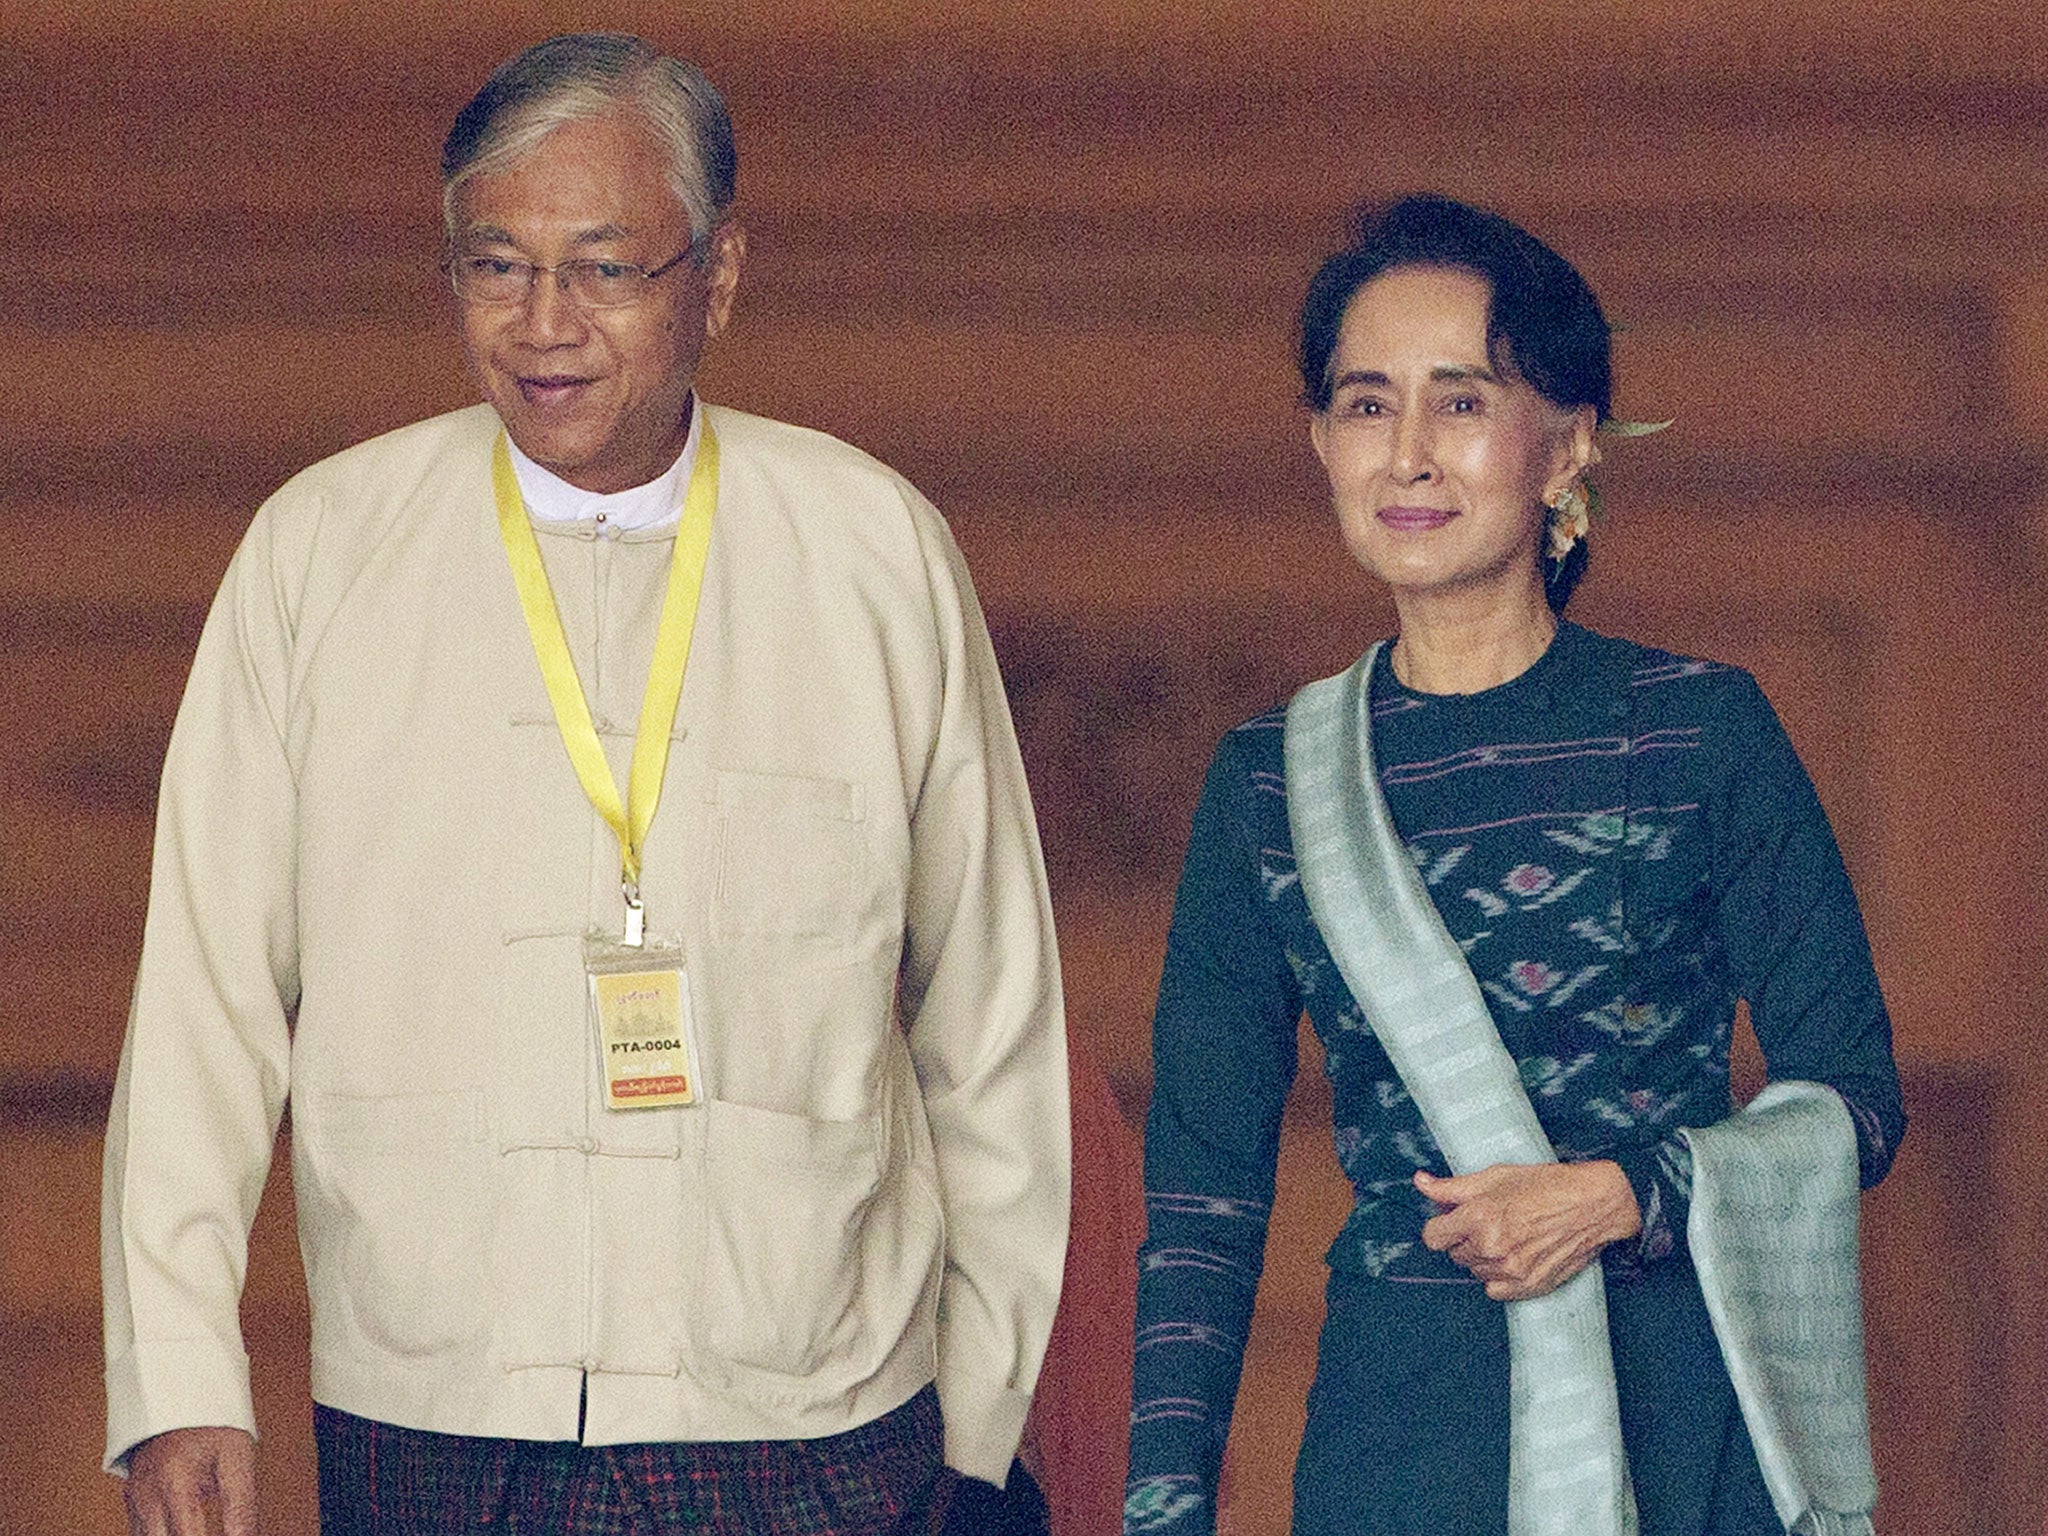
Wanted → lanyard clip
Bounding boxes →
[622,878,645,948]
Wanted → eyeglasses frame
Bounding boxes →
[445,230,712,310]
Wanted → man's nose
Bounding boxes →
[520,268,587,343]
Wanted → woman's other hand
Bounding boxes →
[1414,1161,1642,1300]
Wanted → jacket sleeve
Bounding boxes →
[895,490,1070,1486]
[101,498,303,1471]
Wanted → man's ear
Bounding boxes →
[703,222,746,340]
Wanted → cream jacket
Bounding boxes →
[102,404,1070,1484]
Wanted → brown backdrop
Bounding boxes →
[4,4,2045,1532]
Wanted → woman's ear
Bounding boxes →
[1547,405,1597,498]
[1567,405,1598,477]
[1309,409,1331,468]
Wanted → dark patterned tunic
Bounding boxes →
[1123,623,1904,1534]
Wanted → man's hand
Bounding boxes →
[1416,1161,1642,1301]
[123,1426,257,1536]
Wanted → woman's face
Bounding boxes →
[1309,264,1592,610]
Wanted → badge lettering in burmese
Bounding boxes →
[592,968,696,1108]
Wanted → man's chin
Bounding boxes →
[496,411,603,476]
[489,385,694,493]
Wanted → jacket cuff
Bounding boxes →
[935,1367,1033,1485]
[103,1337,256,1474]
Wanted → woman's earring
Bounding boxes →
[1544,481,1591,560]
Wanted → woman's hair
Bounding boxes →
[1297,194,1613,611]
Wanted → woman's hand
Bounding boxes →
[1415,1161,1642,1301]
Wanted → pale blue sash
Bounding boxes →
[1680,1085,1878,1536]
[1283,644,1879,1536]
[1284,646,1638,1536]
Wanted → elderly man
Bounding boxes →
[103,32,1068,1536]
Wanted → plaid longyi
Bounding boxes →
[314,1384,944,1536]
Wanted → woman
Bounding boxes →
[1123,196,1903,1536]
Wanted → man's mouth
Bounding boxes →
[516,374,594,407]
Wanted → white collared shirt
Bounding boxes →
[506,394,701,534]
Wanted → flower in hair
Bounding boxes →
[1545,418,1672,560]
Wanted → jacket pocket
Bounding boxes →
[709,769,865,946]
[308,1089,489,1359]
[692,1099,883,1380]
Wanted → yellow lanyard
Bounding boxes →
[491,422,720,946]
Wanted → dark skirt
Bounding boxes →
[314,1383,943,1536]
[1292,1261,1781,1536]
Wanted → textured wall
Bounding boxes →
[4,4,2045,1531]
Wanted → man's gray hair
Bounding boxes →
[441,33,736,244]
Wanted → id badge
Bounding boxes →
[584,936,702,1110]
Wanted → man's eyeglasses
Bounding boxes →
[447,239,703,310]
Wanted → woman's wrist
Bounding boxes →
[1580,1158,1645,1245]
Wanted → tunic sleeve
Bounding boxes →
[1125,730,1303,1535]
[1711,672,1904,1184]
[1624,672,1905,1254]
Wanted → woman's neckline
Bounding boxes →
[1378,621,1582,706]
